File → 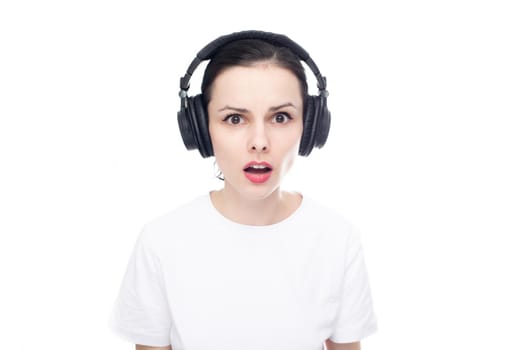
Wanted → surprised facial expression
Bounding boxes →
[207,63,304,200]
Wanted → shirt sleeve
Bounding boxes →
[329,225,378,343]
[109,225,172,346]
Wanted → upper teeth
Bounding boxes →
[250,164,267,169]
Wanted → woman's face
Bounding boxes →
[208,63,304,200]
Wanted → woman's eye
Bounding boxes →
[273,112,293,124]
[223,114,244,125]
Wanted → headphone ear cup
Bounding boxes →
[177,99,198,151]
[299,96,316,156]
[190,94,214,158]
[314,96,331,149]
[299,95,331,156]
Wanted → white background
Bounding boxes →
[1,0,524,349]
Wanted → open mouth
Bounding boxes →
[243,165,272,174]
[243,164,273,183]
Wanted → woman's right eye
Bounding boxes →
[222,114,244,125]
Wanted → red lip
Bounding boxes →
[243,161,273,184]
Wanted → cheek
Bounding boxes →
[209,127,239,171]
[279,129,303,170]
[283,155,296,172]
[209,125,228,151]
[280,149,298,177]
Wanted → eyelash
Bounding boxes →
[222,112,293,124]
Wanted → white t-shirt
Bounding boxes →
[110,193,377,349]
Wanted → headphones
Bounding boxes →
[177,30,331,158]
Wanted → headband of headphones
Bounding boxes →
[178,30,328,100]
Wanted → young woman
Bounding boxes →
[110,31,377,350]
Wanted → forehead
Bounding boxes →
[209,64,303,106]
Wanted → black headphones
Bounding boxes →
[177,30,331,158]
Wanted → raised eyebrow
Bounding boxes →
[269,102,297,112]
[218,106,249,113]
[218,102,297,113]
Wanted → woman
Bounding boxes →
[110,31,377,350]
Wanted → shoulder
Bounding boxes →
[139,194,210,245]
[300,194,361,241]
[303,194,356,228]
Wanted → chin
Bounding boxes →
[234,182,281,201]
[240,184,278,199]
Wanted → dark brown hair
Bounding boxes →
[201,39,308,106]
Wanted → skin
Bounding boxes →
[135,61,360,350]
[325,339,361,350]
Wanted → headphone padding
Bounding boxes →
[191,94,214,158]
[315,97,331,149]
[299,96,317,156]
[177,104,198,151]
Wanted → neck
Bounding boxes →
[210,185,299,226]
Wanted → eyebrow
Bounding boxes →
[217,102,297,113]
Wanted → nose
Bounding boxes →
[248,121,269,153]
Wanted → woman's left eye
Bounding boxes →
[273,112,293,124]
